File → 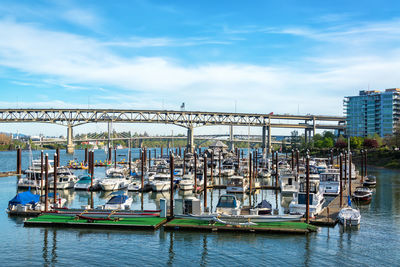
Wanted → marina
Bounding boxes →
[0,148,399,265]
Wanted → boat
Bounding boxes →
[99,168,129,191]
[127,180,141,191]
[279,169,298,195]
[319,170,341,196]
[103,194,133,210]
[352,187,372,204]
[7,191,40,214]
[226,176,249,193]
[255,200,272,215]
[179,174,194,191]
[363,175,377,187]
[150,173,171,192]
[338,206,361,226]
[18,159,54,189]
[215,194,241,215]
[289,180,325,216]
[74,175,101,190]
[49,167,78,189]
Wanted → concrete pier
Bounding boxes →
[66,124,74,154]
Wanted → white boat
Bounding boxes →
[319,170,341,196]
[127,180,141,191]
[18,159,54,189]
[215,194,241,215]
[179,174,194,191]
[289,180,325,216]
[221,163,235,177]
[279,169,298,195]
[74,175,101,190]
[103,194,133,210]
[100,168,129,191]
[226,176,249,193]
[49,167,78,189]
[338,207,361,226]
[150,173,171,192]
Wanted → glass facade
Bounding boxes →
[344,89,400,137]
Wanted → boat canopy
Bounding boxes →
[8,191,39,206]
[107,195,128,204]
[256,200,272,209]
[216,195,238,208]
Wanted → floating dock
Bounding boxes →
[164,218,317,234]
[24,214,166,230]
[310,177,362,227]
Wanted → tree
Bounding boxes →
[335,139,347,149]
[363,138,378,149]
[322,137,334,148]
[350,136,363,149]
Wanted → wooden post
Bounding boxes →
[183,150,186,175]
[85,147,88,165]
[296,149,299,174]
[40,150,44,198]
[128,145,132,174]
[114,148,117,168]
[108,147,112,162]
[360,150,364,182]
[291,150,294,172]
[56,148,60,167]
[364,150,368,177]
[169,153,174,218]
[236,148,240,175]
[339,153,343,207]
[219,151,222,186]
[349,152,352,192]
[90,151,94,189]
[306,154,310,224]
[16,148,21,175]
[53,154,57,207]
[249,152,252,205]
[203,154,208,211]
[141,149,144,191]
[271,150,275,172]
[194,152,197,192]
[161,146,163,158]
[45,154,49,212]
[344,152,347,187]
[210,151,214,186]
[275,151,279,188]
[148,148,151,170]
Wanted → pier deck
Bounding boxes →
[24,214,166,230]
[310,177,362,227]
[164,218,317,234]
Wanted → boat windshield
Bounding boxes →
[107,195,128,204]
[298,193,313,205]
[216,195,237,208]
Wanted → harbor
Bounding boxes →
[5,146,377,234]
[0,148,398,265]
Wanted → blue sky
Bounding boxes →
[1,0,400,136]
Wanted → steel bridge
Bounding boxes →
[0,109,345,153]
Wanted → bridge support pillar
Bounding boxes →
[262,125,266,154]
[229,125,234,151]
[66,124,74,154]
[305,129,308,144]
[187,126,194,153]
[313,116,316,137]
[267,125,272,154]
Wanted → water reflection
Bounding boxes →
[42,229,57,267]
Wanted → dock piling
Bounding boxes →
[53,153,57,206]
[203,154,208,211]
[169,153,174,218]
[45,154,49,212]
[16,148,21,175]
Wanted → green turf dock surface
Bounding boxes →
[165,219,318,234]
[24,214,166,230]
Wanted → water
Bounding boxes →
[1,150,400,266]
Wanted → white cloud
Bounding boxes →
[1,18,400,122]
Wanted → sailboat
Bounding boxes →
[338,143,361,226]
